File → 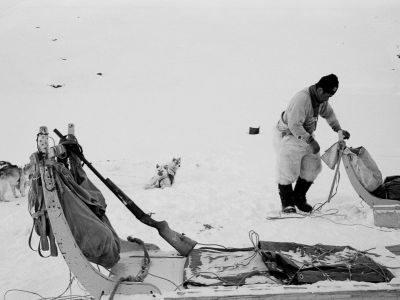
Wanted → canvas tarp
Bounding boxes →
[183,247,280,287]
[347,147,383,192]
[183,242,393,287]
[259,241,393,284]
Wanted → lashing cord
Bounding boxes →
[109,238,150,300]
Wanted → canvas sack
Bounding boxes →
[321,142,340,170]
[348,147,383,192]
[29,153,121,268]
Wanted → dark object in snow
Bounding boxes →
[52,38,58,41]
[97,72,102,76]
[50,84,63,88]
[249,127,260,134]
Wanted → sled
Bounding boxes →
[30,125,400,300]
[341,146,400,208]
[338,135,400,228]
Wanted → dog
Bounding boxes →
[143,164,169,189]
[159,157,181,188]
[144,157,181,189]
[0,161,30,201]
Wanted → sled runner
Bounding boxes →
[28,125,400,299]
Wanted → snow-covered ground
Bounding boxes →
[1,0,400,299]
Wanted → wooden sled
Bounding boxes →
[338,137,400,228]
[31,125,400,299]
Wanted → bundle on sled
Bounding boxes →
[29,139,121,267]
[27,124,399,299]
[184,242,393,288]
[322,134,400,228]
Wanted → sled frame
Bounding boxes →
[35,125,161,299]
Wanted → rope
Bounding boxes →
[109,238,151,300]
[108,277,125,300]
[3,271,93,300]
[148,272,182,290]
[313,170,341,212]
[196,242,228,249]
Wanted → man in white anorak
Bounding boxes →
[275,74,350,214]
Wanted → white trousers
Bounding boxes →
[274,127,322,185]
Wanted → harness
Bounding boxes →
[156,172,174,187]
[168,173,174,185]
[28,153,58,257]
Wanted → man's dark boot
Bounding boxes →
[293,177,313,213]
[278,184,296,213]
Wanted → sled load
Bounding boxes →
[322,132,400,228]
[27,124,400,299]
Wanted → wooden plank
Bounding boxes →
[164,288,400,299]
[111,251,186,292]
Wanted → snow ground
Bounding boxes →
[0,0,400,299]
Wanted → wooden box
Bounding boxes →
[373,205,400,229]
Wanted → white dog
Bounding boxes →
[143,164,169,190]
[0,161,30,201]
[144,157,181,189]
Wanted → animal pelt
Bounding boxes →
[0,161,30,201]
[144,157,181,190]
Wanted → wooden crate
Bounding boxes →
[373,205,400,229]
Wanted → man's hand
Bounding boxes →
[341,129,351,140]
[308,137,320,154]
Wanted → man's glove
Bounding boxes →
[308,137,320,154]
[341,129,351,140]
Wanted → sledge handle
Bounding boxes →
[54,129,144,212]
[54,128,146,217]
[54,129,109,184]
[327,131,346,203]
